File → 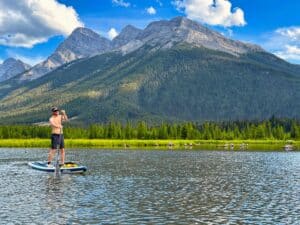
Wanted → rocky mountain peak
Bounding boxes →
[56,27,111,57]
[71,27,98,36]
[170,16,218,35]
[112,25,142,48]
[138,16,203,37]
[3,58,19,64]
[121,25,141,34]
[130,16,263,55]
[20,27,112,80]
[0,58,30,81]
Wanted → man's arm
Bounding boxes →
[49,117,62,128]
[60,110,68,122]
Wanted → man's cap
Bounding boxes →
[51,107,59,112]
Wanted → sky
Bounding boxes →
[0,0,300,65]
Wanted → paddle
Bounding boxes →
[54,128,62,177]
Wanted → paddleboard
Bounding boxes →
[28,161,87,174]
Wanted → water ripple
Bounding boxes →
[0,149,299,224]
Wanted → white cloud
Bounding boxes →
[276,27,300,41]
[275,45,300,62]
[0,59,3,64]
[172,0,246,27]
[260,26,300,63]
[156,0,163,6]
[146,6,157,15]
[108,28,119,40]
[112,0,131,8]
[0,0,83,48]
[284,45,300,55]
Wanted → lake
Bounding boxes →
[0,148,299,224]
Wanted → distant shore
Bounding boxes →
[0,139,299,150]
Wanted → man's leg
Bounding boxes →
[60,134,65,165]
[47,149,56,165]
[49,134,57,165]
[60,148,65,165]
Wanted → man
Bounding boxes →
[47,107,68,167]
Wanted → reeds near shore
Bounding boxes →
[0,139,299,150]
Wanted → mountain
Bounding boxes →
[16,17,263,82]
[0,58,30,82]
[20,27,111,81]
[112,25,142,48]
[118,17,263,55]
[0,17,299,124]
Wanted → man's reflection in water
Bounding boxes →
[43,175,76,225]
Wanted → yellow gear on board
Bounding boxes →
[63,162,78,168]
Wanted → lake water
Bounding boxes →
[0,148,299,225]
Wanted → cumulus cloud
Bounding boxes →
[146,6,157,15]
[275,46,300,62]
[276,27,300,41]
[108,28,119,40]
[172,0,246,27]
[112,0,131,8]
[275,27,300,62]
[260,26,300,63]
[285,45,300,55]
[0,0,83,48]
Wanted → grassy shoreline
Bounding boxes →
[0,139,299,150]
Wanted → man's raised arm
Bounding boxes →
[60,110,68,121]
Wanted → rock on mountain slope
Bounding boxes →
[20,27,112,81]
[0,58,30,81]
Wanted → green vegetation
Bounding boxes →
[0,139,299,150]
[0,44,299,124]
[0,118,299,149]
[0,117,299,140]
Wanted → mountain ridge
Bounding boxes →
[0,17,299,124]
[118,17,264,55]
[7,16,272,82]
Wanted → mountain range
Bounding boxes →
[0,17,299,124]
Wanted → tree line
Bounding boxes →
[0,118,299,140]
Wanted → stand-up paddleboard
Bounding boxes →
[28,161,87,174]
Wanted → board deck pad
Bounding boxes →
[28,161,87,173]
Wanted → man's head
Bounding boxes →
[51,107,59,115]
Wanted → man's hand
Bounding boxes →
[60,109,68,121]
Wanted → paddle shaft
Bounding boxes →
[54,128,62,177]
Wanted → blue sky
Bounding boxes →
[0,0,300,65]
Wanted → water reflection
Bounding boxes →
[0,149,299,224]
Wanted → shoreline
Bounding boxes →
[0,139,299,151]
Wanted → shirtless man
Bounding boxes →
[47,107,68,167]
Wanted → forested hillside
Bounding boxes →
[0,44,299,124]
